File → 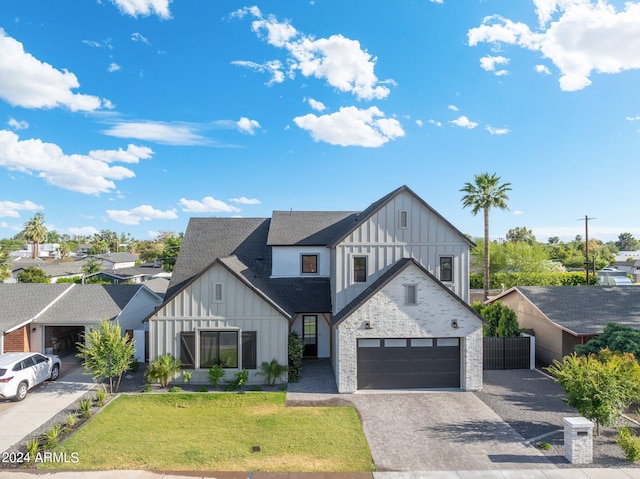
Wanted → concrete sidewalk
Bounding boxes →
[0,365,95,454]
[2,469,640,479]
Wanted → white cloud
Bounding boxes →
[82,39,113,50]
[0,29,107,111]
[428,119,442,127]
[131,32,151,45]
[415,119,424,127]
[230,60,285,85]
[108,63,121,73]
[626,115,640,121]
[110,0,171,19]
[68,226,100,236]
[448,104,459,111]
[178,197,241,213]
[449,116,478,129]
[237,117,261,135]
[486,125,510,135]
[480,55,510,76]
[106,205,178,225]
[229,196,261,205]
[102,120,209,145]
[7,118,28,130]
[468,2,640,91]
[429,0,444,3]
[535,64,552,74]
[0,200,42,217]
[307,98,326,111]
[512,210,524,215]
[0,130,153,194]
[293,106,405,147]
[233,7,392,101]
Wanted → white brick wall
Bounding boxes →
[334,263,483,393]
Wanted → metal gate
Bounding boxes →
[483,336,531,370]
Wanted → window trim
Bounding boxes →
[301,254,319,275]
[199,330,239,369]
[353,255,368,283]
[439,256,453,283]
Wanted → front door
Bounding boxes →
[302,315,318,358]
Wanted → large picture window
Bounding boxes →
[200,331,238,368]
[440,256,453,282]
[354,256,367,283]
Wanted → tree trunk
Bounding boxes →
[484,207,490,301]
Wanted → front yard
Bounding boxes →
[54,392,374,471]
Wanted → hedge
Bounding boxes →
[470,271,597,289]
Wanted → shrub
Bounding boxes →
[476,301,522,337]
[25,438,39,458]
[288,331,304,383]
[169,386,182,393]
[226,369,248,391]
[257,358,288,385]
[94,388,107,407]
[145,354,182,388]
[183,371,193,383]
[44,424,62,450]
[208,364,225,387]
[142,386,152,393]
[618,427,640,462]
[198,386,208,392]
[538,442,551,450]
[66,413,78,428]
[77,398,93,419]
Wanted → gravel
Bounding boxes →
[475,368,640,468]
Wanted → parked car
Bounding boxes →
[0,352,61,401]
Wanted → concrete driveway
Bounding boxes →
[349,392,554,472]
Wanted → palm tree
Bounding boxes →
[460,172,511,300]
[22,212,48,259]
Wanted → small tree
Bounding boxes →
[288,331,304,383]
[577,323,640,359]
[475,301,521,337]
[257,359,288,385]
[145,354,182,388]
[547,349,640,434]
[17,266,50,283]
[77,321,134,393]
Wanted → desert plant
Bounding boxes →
[25,438,39,458]
[145,354,182,388]
[257,358,288,385]
[183,371,193,383]
[208,364,225,387]
[288,331,304,382]
[94,387,107,407]
[66,413,78,428]
[225,369,249,391]
[44,423,62,450]
[78,398,93,419]
[618,426,640,462]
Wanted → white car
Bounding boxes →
[0,352,61,401]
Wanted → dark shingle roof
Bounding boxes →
[94,252,139,263]
[0,284,72,332]
[513,286,640,335]
[267,211,357,246]
[36,284,144,324]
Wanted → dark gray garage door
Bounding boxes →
[357,338,460,389]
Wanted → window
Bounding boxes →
[384,339,407,347]
[200,331,238,368]
[242,331,257,370]
[354,256,367,283]
[180,332,195,368]
[212,282,223,303]
[301,254,318,274]
[440,256,453,282]
[399,210,408,229]
[406,284,417,304]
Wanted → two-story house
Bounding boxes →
[145,186,484,393]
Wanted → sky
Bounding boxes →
[1,0,640,244]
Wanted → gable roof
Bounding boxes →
[496,286,640,335]
[329,185,475,248]
[0,284,72,333]
[94,252,139,263]
[267,211,357,246]
[332,257,484,326]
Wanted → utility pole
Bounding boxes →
[579,215,596,285]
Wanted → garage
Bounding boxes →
[44,325,85,357]
[357,337,460,389]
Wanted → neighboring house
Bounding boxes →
[146,185,484,393]
[7,258,89,283]
[0,283,163,359]
[93,252,139,271]
[486,286,640,365]
[84,263,166,285]
[607,261,640,283]
[9,243,61,259]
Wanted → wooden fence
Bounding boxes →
[483,335,532,370]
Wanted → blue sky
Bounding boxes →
[1,0,640,243]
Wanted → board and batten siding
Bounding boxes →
[148,263,288,383]
[332,191,471,314]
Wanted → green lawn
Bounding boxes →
[55,392,374,471]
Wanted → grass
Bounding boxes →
[55,392,374,471]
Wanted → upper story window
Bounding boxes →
[301,254,318,274]
[212,282,223,303]
[439,256,453,282]
[406,284,417,304]
[399,210,408,229]
[354,256,367,283]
